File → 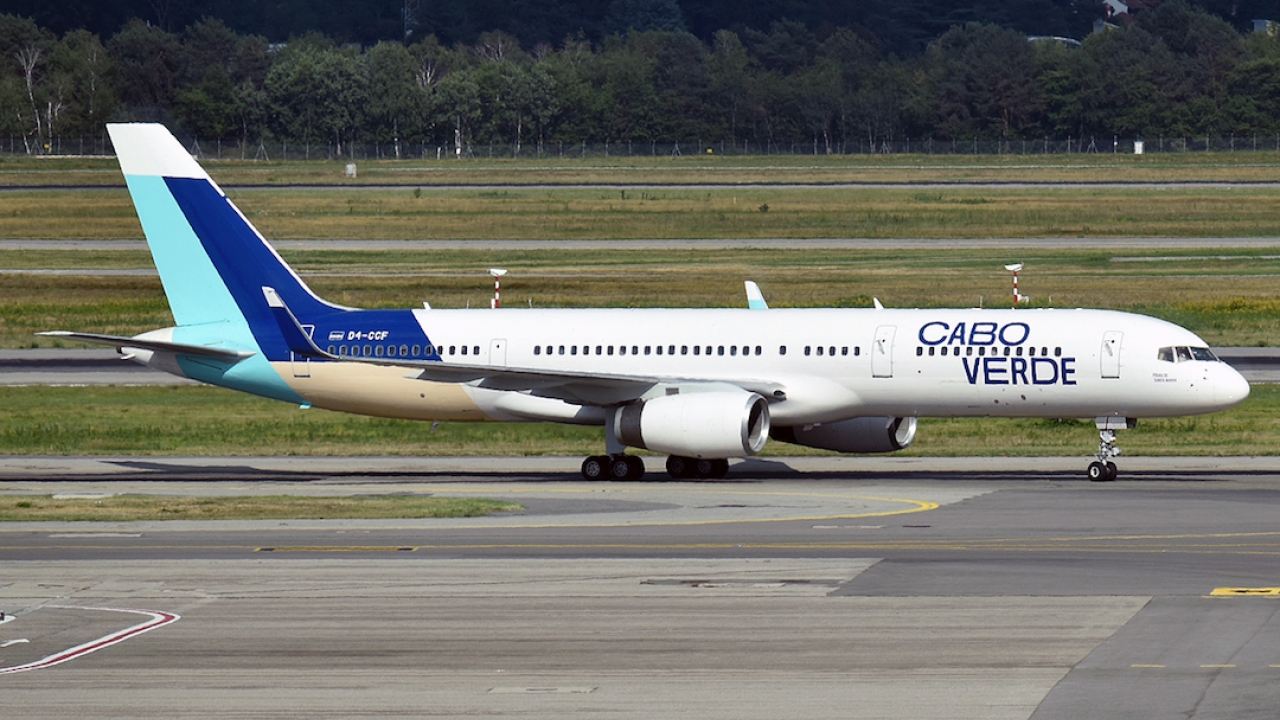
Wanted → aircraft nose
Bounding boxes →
[1213,364,1251,408]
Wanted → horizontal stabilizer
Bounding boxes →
[37,331,256,360]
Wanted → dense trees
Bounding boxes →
[7,1,1280,154]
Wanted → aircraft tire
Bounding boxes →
[1106,461,1118,481]
[665,455,691,479]
[1087,461,1110,482]
[581,455,607,480]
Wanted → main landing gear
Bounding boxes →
[581,454,645,481]
[579,454,732,480]
[1087,417,1134,482]
[665,455,729,479]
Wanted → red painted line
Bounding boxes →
[0,605,180,675]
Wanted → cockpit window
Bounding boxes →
[1190,346,1218,362]
[1159,345,1220,363]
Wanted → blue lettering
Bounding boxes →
[919,321,949,346]
[1062,357,1076,385]
[999,322,1030,346]
[947,323,967,345]
[984,357,1008,384]
[962,358,981,384]
[970,322,997,346]
[1011,357,1028,385]
[1031,358,1058,385]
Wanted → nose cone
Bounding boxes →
[1213,364,1251,409]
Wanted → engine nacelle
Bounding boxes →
[614,391,770,458]
[771,416,917,454]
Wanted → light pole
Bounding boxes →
[489,268,507,308]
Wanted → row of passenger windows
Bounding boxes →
[917,345,1062,357]
[328,344,479,358]
[1157,346,1219,363]
[532,344,863,358]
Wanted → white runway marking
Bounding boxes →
[0,606,179,675]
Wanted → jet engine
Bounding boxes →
[771,416,917,453]
[614,391,770,458]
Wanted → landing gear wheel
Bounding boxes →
[708,458,730,479]
[624,455,645,480]
[1106,461,1118,481]
[694,458,716,478]
[1087,461,1108,481]
[665,455,691,479]
[581,455,608,480]
[607,454,644,480]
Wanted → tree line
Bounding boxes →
[6,1,1280,157]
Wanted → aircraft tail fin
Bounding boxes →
[108,123,342,341]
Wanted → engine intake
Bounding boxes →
[771,416,917,453]
[614,391,770,458]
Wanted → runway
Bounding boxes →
[3,456,1280,718]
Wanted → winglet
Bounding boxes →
[745,281,769,310]
[873,298,884,310]
[263,287,330,358]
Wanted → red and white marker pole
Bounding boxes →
[489,268,507,309]
[1004,263,1024,305]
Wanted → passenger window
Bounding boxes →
[387,345,396,357]
[681,346,688,355]
[571,346,577,355]
[940,347,947,356]
[755,346,762,355]
[928,346,935,356]
[916,347,923,357]
[779,346,787,355]
[633,346,640,355]
[1015,347,1023,356]
[804,346,811,356]
[400,345,408,356]
[730,346,738,356]
[608,346,614,355]
[644,346,651,355]
[717,346,725,356]
[558,346,565,355]
[1028,347,1035,356]
[841,347,848,356]
[534,346,541,356]
[461,346,468,356]
[669,345,676,355]
[855,347,861,356]
[829,346,835,356]
[327,345,336,355]
[978,347,986,357]
[1157,346,1173,363]
[366,345,375,356]
[473,346,479,355]
[416,345,424,356]
[1003,347,1011,357]
[693,346,700,356]
[339,346,348,356]
[816,346,823,356]
[375,345,385,357]
[1054,347,1061,357]
[965,346,973,356]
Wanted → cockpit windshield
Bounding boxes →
[1157,346,1219,363]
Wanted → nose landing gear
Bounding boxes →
[1088,417,1134,481]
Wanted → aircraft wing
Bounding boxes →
[36,331,256,360]
[262,286,784,406]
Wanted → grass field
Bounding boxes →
[6,247,1280,348]
[1,384,1276,458]
[8,185,1280,240]
[0,494,522,521]
[7,149,1280,186]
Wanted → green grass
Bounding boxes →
[1,384,1276,457]
[10,185,1280,240]
[7,247,1280,348]
[6,150,1280,187]
[0,494,522,521]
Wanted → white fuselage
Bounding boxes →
[258,306,1249,426]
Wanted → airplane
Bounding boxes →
[43,123,1251,482]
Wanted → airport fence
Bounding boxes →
[9,134,1280,160]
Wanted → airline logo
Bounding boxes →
[918,321,1078,386]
